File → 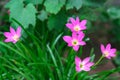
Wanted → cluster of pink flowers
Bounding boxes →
[63,17,86,51]
[63,17,117,72]
[3,17,117,73]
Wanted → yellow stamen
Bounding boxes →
[80,64,83,68]
[13,35,19,41]
[74,25,80,31]
[72,39,78,46]
[104,51,109,56]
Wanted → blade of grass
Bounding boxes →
[0,57,31,80]
[54,48,65,79]
[0,42,26,60]
[51,33,63,49]
[47,44,62,80]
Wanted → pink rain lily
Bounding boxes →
[75,56,94,72]
[63,32,86,51]
[66,17,87,33]
[4,26,21,44]
[100,43,117,59]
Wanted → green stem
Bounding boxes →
[71,72,79,80]
[94,55,104,66]
[67,62,75,79]
[47,44,62,80]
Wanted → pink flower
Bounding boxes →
[66,17,87,33]
[100,43,117,59]
[75,56,94,72]
[4,26,22,44]
[63,32,86,51]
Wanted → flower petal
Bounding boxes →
[68,43,72,46]
[16,26,21,37]
[69,17,76,25]
[75,56,81,66]
[106,43,111,51]
[82,57,90,65]
[83,66,90,71]
[13,40,17,44]
[66,23,73,30]
[80,20,87,26]
[79,41,86,46]
[10,27,16,35]
[109,49,116,57]
[86,62,94,67]
[76,66,82,72]
[4,38,13,42]
[110,49,116,54]
[76,17,80,23]
[80,26,86,30]
[106,56,111,59]
[78,31,85,41]
[4,32,12,38]
[73,45,79,51]
[72,32,78,39]
[63,36,72,43]
[109,53,116,57]
[100,44,105,54]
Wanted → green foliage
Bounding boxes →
[47,11,67,31]
[25,0,43,4]
[44,0,66,14]
[37,10,48,21]
[83,0,106,7]
[107,7,120,19]
[66,0,82,10]
[5,0,37,29]
[1,0,120,80]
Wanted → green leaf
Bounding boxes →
[44,0,65,14]
[5,0,24,9]
[37,10,48,21]
[47,44,62,80]
[83,0,104,7]
[47,11,67,31]
[24,0,43,4]
[107,7,120,19]
[66,0,82,10]
[5,0,37,29]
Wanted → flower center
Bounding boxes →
[13,35,19,41]
[72,39,78,46]
[104,51,109,56]
[74,25,80,31]
[80,64,83,68]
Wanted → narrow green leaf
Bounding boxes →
[47,44,62,80]
[51,33,63,49]
[0,42,26,60]
[90,48,95,62]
